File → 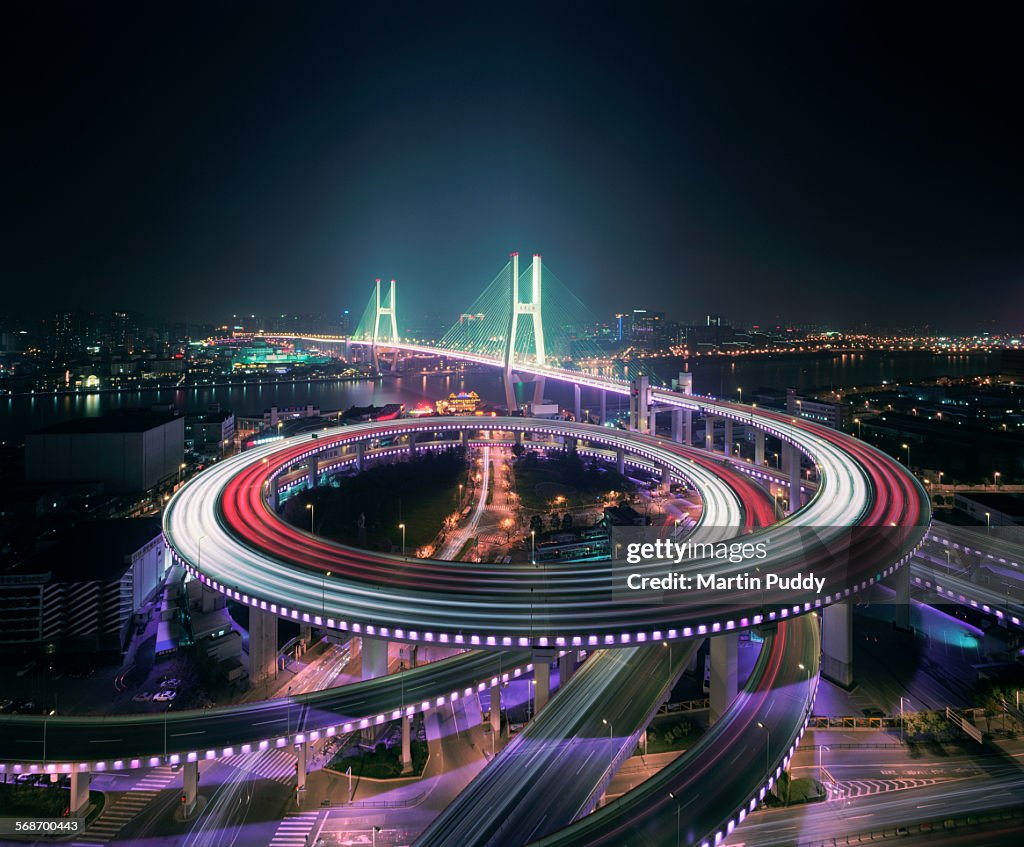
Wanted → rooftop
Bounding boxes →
[14,518,163,582]
[32,410,180,435]
[957,492,1024,517]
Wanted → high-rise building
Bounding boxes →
[631,310,665,348]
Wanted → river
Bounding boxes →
[0,351,998,444]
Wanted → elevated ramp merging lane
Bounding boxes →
[416,642,700,847]
[529,614,820,847]
[0,649,531,771]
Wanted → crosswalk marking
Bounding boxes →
[268,810,320,847]
[75,766,177,844]
[225,748,299,784]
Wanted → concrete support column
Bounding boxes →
[356,441,366,472]
[565,436,577,455]
[822,601,854,689]
[599,390,607,425]
[270,481,280,512]
[307,458,318,489]
[361,636,389,680]
[296,741,309,791]
[182,761,198,816]
[504,372,518,414]
[532,376,546,408]
[401,714,412,773]
[660,465,671,494]
[671,408,683,444]
[893,565,911,632]
[684,410,693,446]
[755,430,765,467]
[787,444,801,513]
[616,448,625,475]
[648,406,658,436]
[724,419,734,457]
[533,648,555,715]
[558,650,575,687]
[514,430,523,446]
[249,607,278,684]
[705,416,716,452]
[69,770,90,816]
[460,430,467,446]
[299,623,312,645]
[407,432,418,457]
[490,684,501,735]
[709,632,739,725]
[573,383,582,423]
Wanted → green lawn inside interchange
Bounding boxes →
[513,451,634,511]
[328,739,429,779]
[284,448,465,551]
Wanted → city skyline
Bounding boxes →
[5,4,1023,329]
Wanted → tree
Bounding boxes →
[561,513,574,530]
[550,512,561,529]
[529,515,544,533]
[511,443,525,459]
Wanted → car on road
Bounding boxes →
[159,677,181,688]
[153,690,177,702]
[132,693,152,703]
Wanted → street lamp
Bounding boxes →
[853,418,861,438]
[322,571,330,618]
[737,386,742,404]
[458,483,464,507]
[306,503,315,536]
[901,443,910,469]
[900,696,908,744]
[994,471,1001,487]
[531,529,536,565]
[756,720,770,780]
[399,523,406,556]
[663,640,672,688]
[372,825,381,847]
[602,718,613,766]
[985,512,991,533]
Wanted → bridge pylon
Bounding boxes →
[372,278,399,371]
[504,253,547,412]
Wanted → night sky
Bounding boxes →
[4,3,1022,330]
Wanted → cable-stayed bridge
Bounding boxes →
[260,253,664,415]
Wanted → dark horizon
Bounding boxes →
[4,3,1023,331]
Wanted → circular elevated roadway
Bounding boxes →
[164,411,930,647]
